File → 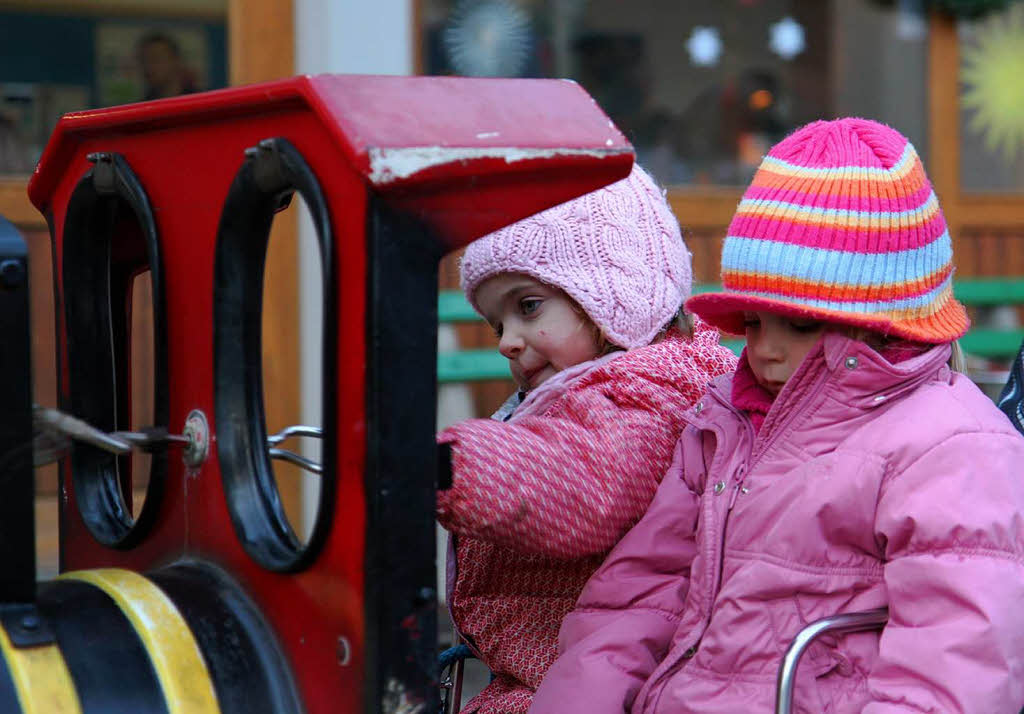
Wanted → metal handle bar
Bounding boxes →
[776,607,889,714]
[267,425,323,446]
[266,425,323,475]
[267,447,322,475]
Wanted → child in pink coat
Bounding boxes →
[437,165,737,714]
[531,119,1024,713]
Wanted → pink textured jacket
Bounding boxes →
[437,321,737,714]
[532,332,1024,714]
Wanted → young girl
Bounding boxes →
[531,119,1024,713]
[437,164,737,713]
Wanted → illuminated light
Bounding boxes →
[749,89,774,111]
[769,16,805,60]
[687,26,722,67]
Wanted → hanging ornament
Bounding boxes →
[443,0,532,77]
[769,17,805,60]
[960,3,1024,160]
[686,26,723,67]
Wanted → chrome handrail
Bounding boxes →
[267,424,323,446]
[266,424,323,475]
[267,447,322,475]
[775,607,889,714]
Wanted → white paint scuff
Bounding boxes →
[367,145,631,185]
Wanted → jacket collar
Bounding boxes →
[818,332,952,408]
[707,332,953,420]
[510,349,626,421]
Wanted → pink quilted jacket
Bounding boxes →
[437,320,737,714]
[531,332,1024,714]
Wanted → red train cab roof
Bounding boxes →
[29,74,633,247]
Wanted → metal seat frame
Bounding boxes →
[440,608,890,714]
[775,608,889,714]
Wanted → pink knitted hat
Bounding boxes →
[687,118,968,344]
[460,164,692,349]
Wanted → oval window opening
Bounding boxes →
[214,137,335,572]
[262,193,322,545]
[62,153,167,549]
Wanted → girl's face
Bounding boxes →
[743,311,826,396]
[475,273,602,390]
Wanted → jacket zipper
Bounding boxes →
[753,366,831,468]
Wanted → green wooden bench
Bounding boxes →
[954,279,1024,360]
[437,290,509,383]
[437,279,1024,384]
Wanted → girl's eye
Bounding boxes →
[520,298,542,315]
[742,318,760,328]
[789,320,823,334]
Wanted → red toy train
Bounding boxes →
[0,74,632,713]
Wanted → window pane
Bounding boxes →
[958,3,1024,193]
[0,10,228,176]
[421,0,928,186]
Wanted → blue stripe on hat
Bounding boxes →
[721,231,952,290]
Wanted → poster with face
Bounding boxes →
[95,23,209,106]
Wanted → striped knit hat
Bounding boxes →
[687,118,968,344]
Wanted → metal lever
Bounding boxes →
[267,425,322,475]
[32,406,195,467]
[110,427,191,453]
[33,405,132,460]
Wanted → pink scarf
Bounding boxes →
[731,351,774,434]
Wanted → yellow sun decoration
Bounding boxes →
[960,4,1024,160]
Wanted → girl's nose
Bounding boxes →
[749,328,784,362]
[499,328,524,359]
